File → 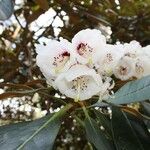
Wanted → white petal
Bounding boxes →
[55,64,103,101]
[113,56,135,80]
[72,28,106,64]
[97,44,124,76]
[134,55,150,78]
[36,39,75,78]
[122,41,142,57]
[142,45,150,58]
[65,65,100,83]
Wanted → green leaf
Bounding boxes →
[110,75,150,104]
[126,112,150,150]
[84,117,115,150]
[0,104,72,150]
[111,106,145,150]
[94,110,112,137]
[141,101,150,129]
[141,101,150,116]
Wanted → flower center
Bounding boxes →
[103,53,113,65]
[71,76,89,91]
[135,62,144,74]
[119,66,128,75]
[53,51,70,73]
[106,53,113,63]
[77,43,93,57]
[71,76,89,101]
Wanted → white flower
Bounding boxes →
[134,55,150,79]
[142,45,150,58]
[112,41,143,80]
[35,28,150,102]
[113,56,135,80]
[36,39,75,78]
[55,64,103,101]
[97,44,124,76]
[72,28,106,64]
[122,41,142,58]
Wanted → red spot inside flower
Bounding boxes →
[77,43,86,55]
[120,66,127,75]
[62,51,70,57]
[77,43,85,50]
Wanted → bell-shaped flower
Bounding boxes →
[97,44,124,76]
[134,55,150,79]
[72,28,106,65]
[55,64,103,101]
[142,45,150,58]
[36,39,75,78]
[113,56,135,81]
[39,69,57,89]
[122,41,142,58]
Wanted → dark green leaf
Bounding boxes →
[141,101,150,116]
[0,104,72,150]
[140,101,150,129]
[84,117,114,150]
[126,113,150,150]
[0,114,60,150]
[111,106,145,150]
[94,110,112,137]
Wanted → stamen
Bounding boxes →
[52,51,70,73]
[135,62,144,74]
[75,83,81,102]
[88,57,93,64]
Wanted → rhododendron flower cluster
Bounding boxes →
[36,29,150,101]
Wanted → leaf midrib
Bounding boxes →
[115,81,150,99]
